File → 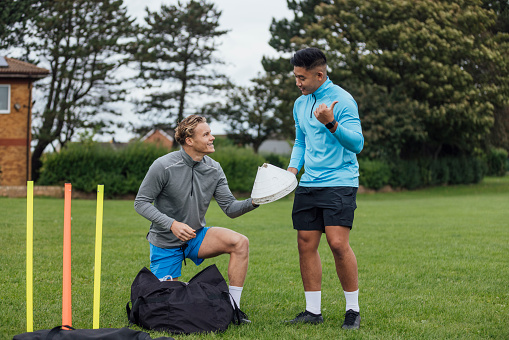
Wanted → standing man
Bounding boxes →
[285,48,364,329]
[134,114,258,323]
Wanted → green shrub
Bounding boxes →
[446,156,485,185]
[210,146,265,193]
[358,159,391,190]
[261,153,291,169]
[387,159,422,189]
[485,148,508,176]
[38,142,168,197]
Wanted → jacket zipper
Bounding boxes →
[310,93,317,118]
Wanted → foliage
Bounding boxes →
[485,147,508,176]
[266,0,509,160]
[37,142,168,197]
[209,146,266,193]
[37,142,276,195]
[0,0,42,49]
[358,159,391,190]
[2,177,509,339]
[387,156,485,190]
[204,76,283,153]
[133,0,229,127]
[312,0,509,159]
[260,0,333,140]
[2,0,138,182]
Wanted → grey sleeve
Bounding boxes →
[134,161,175,230]
[214,168,257,218]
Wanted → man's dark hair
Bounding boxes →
[290,48,327,70]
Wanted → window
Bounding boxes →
[0,85,10,114]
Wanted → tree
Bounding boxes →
[0,0,43,50]
[291,0,509,159]
[482,0,509,151]
[204,77,282,153]
[133,0,229,129]
[261,0,333,140]
[2,0,137,181]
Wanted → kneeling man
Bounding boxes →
[134,115,258,323]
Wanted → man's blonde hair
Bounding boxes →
[175,115,207,146]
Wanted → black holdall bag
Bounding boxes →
[126,264,242,335]
[13,325,174,340]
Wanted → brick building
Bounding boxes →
[0,57,49,186]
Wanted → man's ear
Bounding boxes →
[185,136,193,147]
[317,70,325,81]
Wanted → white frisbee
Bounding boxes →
[251,163,298,205]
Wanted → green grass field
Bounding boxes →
[1,177,508,339]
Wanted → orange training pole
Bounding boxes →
[62,183,72,329]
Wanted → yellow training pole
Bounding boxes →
[92,185,104,329]
[62,183,72,329]
[26,181,34,332]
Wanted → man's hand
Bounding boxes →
[314,101,338,125]
[170,220,196,242]
[287,167,298,175]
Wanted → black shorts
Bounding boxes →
[292,186,358,231]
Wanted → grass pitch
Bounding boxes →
[1,177,508,339]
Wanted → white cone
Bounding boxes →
[251,163,297,205]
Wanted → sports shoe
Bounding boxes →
[285,310,324,324]
[342,309,361,329]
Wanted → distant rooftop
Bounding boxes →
[0,57,49,79]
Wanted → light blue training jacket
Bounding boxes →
[288,77,364,187]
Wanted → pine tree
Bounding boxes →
[133,0,229,128]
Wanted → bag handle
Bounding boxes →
[45,325,75,340]
[227,292,243,325]
[126,298,143,325]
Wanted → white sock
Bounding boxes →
[344,289,359,312]
[305,291,322,315]
[229,286,243,309]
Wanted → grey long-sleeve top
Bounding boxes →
[134,149,257,248]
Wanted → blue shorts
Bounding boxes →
[149,227,210,280]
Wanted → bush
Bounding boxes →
[209,146,266,193]
[485,148,508,176]
[38,142,168,197]
[388,159,422,190]
[358,159,391,190]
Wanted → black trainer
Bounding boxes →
[286,310,324,324]
[342,309,360,329]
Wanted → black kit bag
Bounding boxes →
[126,264,241,335]
[13,325,174,340]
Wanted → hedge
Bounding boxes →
[37,142,289,197]
[38,142,169,197]
[38,141,493,195]
[485,148,508,176]
[359,156,486,190]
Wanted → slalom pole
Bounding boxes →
[26,181,34,332]
[62,183,72,329]
[92,185,104,329]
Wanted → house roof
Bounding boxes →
[0,57,50,79]
[140,128,175,142]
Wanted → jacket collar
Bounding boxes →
[179,148,201,167]
[312,77,333,98]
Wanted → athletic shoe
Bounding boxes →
[285,310,324,324]
[342,309,361,329]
